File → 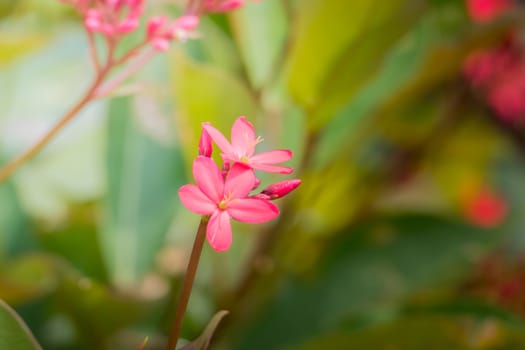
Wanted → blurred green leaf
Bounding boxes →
[54,265,152,345]
[295,315,525,350]
[38,205,108,282]
[0,33,47,67]
[233,214,500,350]
[184,17,242,74]
[286,0,427,130]
[180,310,229,350]
[101,96,185,285]
[229,0,288,89]
[170,49,259,168]
[0,180,34,257]
[0,299,42,350]
[0,255,57,305]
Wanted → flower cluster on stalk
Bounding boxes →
[179,117,301,251]
[60,0,200,51]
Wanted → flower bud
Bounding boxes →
[261,179,301,200]
[198,128,212,157]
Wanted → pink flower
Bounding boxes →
[202,116,293,174]
[179,156,279,251]
[80,0,144,37]
[466,0,513,22]
[146,15,199,51]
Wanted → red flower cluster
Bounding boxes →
[464,40,525,124]
[466,0,513,22]
[463,0,525,124]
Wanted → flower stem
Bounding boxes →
[167,217,208,350]
[0,70,108,185]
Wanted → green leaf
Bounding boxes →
[229,0,288,89]
[0,254,57,304]
[0,299,42,350]
[233,214,501,350]
[101,96,186,285]
[170,49,259,168]
[286,0,427,130]
[0,180,34,257]
[53,265,151,343]
[179,310,229,350]
[38,204,108,281]
[294,315,525,350]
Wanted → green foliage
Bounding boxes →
[232,215,499,350]
[0,300,41,350]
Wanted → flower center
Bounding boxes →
[218,199,228,210]
[239,155,250,163]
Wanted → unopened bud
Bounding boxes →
[261,179,301,200]
[198,128,212,157]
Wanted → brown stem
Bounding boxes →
[167,217,208,350]
[86,28,101,73]
[0,69,109,185]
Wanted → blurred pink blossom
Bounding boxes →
[464,188,508,228]
[466,0,513,22]
[83,0,144,36]
[201,0,261,13]
[146,15,199,51]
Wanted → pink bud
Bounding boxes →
[198,129,213,157]
[261,179,301,200]
[172,15,199,32]
[147,16,167,39]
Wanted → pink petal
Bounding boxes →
[193,156,223,202]
[202,122,236,158]
[250,149,292,164]
[178,184,216,215]
[207,210,232,251]
[231,116,256,157]
[250,163,294,174]
[228,198,279,223]
[224,163,255,199]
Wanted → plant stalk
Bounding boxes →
[167,217,208,350]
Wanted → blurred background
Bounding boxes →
[2,0,525,348]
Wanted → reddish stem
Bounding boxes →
[167,217,208,350]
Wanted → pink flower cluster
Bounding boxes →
[61,0,200,51]
[179,117,301,251]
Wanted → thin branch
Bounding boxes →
[0,69,109,184]
[167,217,208,350]
[86,28,101,73]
